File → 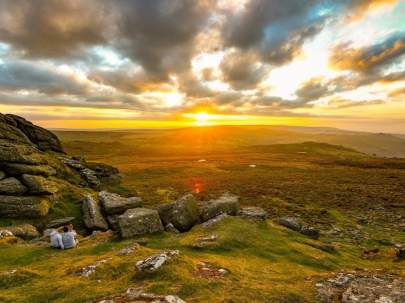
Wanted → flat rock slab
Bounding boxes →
[21,174,59,195]
[3,163,56,177]
[0,195,50,218]
[99,191,142,215]
[118,208,163,238]
[82,195,108,231]
[199,193,240,222]
[47,217,75,229]
[0,177,27,195]
[239,207,269,220]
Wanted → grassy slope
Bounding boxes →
[1,217,403,303]
[1,126,404,302]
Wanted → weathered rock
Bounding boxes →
[116,243,139,256]
[0,114,31,144]
[0,195,50,218]
[46,217,75,229]
[158,194,199,232]
[276,217,302,232]
[239,206,269,220]
[135,250,179,272]
[99,191,142,215]
[3,224,40,240]
[5,114,64,153]
[0,142,46,164]
[300,226,320,240]
[316,272,405,303]
[0,171,6,180]
[81,168,100,187]
[192,234,219,249]
[0,177,27,195]
[82,195,108,231]
[199,193,240,222]
[59,157,86,170]
[118,208,164,238]
[21,174,59,195]
[3,163,57,177]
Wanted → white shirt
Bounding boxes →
[50,230,64,249]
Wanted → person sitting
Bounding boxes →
[61,225,78,249]
[49,229,64,250]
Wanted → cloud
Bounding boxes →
[330,33,405,72]
[223,0,328,65]
[295,77,330,102]
[115,0,215,78]
[0,60,90,95]
[0,0,112,58]
[220,50,267,89]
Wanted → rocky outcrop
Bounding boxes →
[199,193,240,222]
[82,195,108,231]
[0,113,121,221]
[99,191,142,215]
[118,208,164,238]
[4,114,63,153]
[158,194,200,232]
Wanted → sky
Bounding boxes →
[0,0,404,132]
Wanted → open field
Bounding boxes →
[1,126,404,302]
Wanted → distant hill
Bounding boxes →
[56,125,405,158]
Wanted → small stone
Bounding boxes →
[135,250,179,272]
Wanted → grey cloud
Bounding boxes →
[0,0,112,58]
[220,50,267,89]
[0,60,89,95]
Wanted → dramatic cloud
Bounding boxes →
[220,50,267,89]
[330,33,405,72]
[0,0,403,131]
[0,60,90,95]
[0,0,112,58]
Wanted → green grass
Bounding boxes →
[2,127,404,302]
[1,217,402,303]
